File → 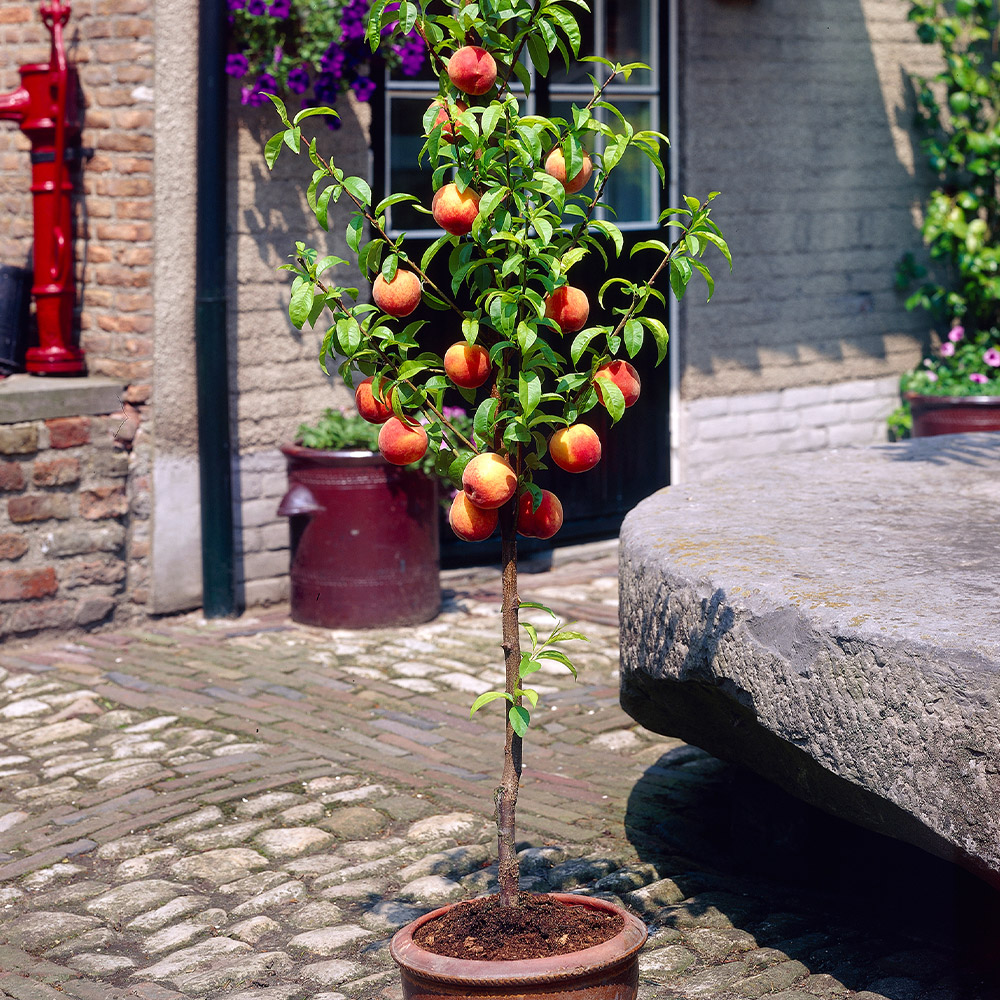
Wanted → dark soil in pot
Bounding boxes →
[413,892,624,960]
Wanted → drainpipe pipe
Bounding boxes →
[195,0,238,617]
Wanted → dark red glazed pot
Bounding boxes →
[906,392,1000,438]
[389,893,647,1000]
[278,445,439,628]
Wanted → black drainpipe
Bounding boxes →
[194,0,238,617]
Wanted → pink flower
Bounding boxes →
[969,372,988,384]
[939,341,955,357]
[926,371,938,382]
[948,325,965,342]
[983,348,1000,368]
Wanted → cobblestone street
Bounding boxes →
[0,541,996,1000]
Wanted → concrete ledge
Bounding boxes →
[619,433,1000,885]
[0,374,126,423]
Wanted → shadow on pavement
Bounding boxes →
[625,749,1000,997]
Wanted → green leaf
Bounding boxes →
[346,214,364,254]
[374,192,420,215]
[282,126,301,152]
[623,318,644,358]
[526,32,550,77]
[293,105,339,125]
[536,648,577,676]
[343,175,372,207]
[597,377,626,422]
[481,102,503,141]
[473,396,499,443]
[265,93,291,127]
[421,234,453,273]
[570,327,603,365]
[509,705,530,738]
[518,601,558,618]
[590,219,624,258]
[264,133,284,170]
[550,629,590,642]
[519,370,542,418]
[470,690,513,716]
[316,184,336,231]
[640,316,670,364]
[518,688,539,709]
[288,280,314,330]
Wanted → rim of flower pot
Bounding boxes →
[388,892,648,986]
[280,442,383,465]
[903,392,1000,407]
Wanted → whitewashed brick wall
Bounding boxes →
[235,449,290,608]
[677,376,899,483]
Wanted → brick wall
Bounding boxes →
[0,0,154,404]
[677,0,940,400]
[0,403,147,637]
[678,375,899,483]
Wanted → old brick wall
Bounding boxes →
[0,1,153,634]
[674,0,941,478]
[0,406,147,637]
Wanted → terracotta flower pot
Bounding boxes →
[905,392,1000,438]
[278,444,440,628]
[389,893,648,1000]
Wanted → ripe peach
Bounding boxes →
[449,490,498,542]
[431,183,480,236]
[355,376,394,424]
[444,342,491,389]
[548,423,602,473]
[544,148,593,195]
[517,489,563,540]
[447,46,497,96]
[594,359,641,408]
[543,285,590,334]
[429,99,468,142]
[462,452,516,509]
[378,416,428,465]
[372,269,422,318]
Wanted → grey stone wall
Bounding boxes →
[673,0,941,476]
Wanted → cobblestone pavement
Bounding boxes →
[0,540,997,1000]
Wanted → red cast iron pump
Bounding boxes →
[0,0,86,374]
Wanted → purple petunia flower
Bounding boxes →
[241,85,267,106]
[246,0,267,15]
[256,72,277,94]
[948,325,965,342]
[940,341,955,357]
[286,65,310,94]
[351,76,377,102]
[969,372,989,384]
[227,0,245,10]
[983,348,1000,368]
[226,53,249,77]
[269,0,291,16]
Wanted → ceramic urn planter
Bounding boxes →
[905,392,1000,438]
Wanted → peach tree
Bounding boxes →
[266,0,729,906]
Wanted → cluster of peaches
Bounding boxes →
[353,43,642,543]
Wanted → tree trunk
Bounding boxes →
[495,497,522,906]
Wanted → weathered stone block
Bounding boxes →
[619,433,1000,887]
[8,493,72,523]
[0,425,38,455]
[0,566,58,601]
[43,524,125,557]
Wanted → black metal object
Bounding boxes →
[195,0,239,617]
[0,264,33,375]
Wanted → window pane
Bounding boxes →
[604,100,656,225]
[548,9,596,87]
[606,0,654,87]
[387,96,437,232]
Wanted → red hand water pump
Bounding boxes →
[0,0,86,374]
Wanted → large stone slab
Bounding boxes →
[619,433,1000,885]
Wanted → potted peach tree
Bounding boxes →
[266,0,729,992]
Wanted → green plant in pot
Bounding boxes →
[266,0,729,990]
[280,406,471,629]
[890,0,1000,439]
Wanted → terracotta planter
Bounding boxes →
[278,444,439,628]
[389,893,648,1000]
[905,392,1000,438]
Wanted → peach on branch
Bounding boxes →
[517,489,563,540]
[447,45,497,96]
[378,416,428,465]
[543,285,590,334]
[429,99,468,142]
[449,490,498,541]
[444,341,492,389]
[432,183,481,236]
[594,360,641,408]
[548,424,601,473]
[544,148,593,195]
[355,376,394,424]
[372,269,422,318]
[462,452,517,509]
